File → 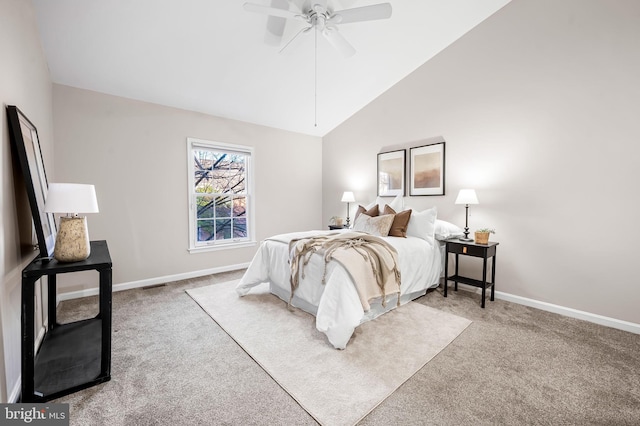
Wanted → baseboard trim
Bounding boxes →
[455,283,640,335]
[57,263,250,302]
[56,266,640,335]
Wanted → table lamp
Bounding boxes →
[455,189,478,242]
[44,183,99,262]
[341,191,355,228]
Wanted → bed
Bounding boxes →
[236,205,457,349]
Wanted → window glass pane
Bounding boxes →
[197,196,214,219]
[197,220,214,242]
[231,154,246,191]
[210,169,232,193]
[195,170,213,193]
[210,154,246,194]
[194,151,214,170]
[229,154,246,193]
[233,197,246,217]
[215,219,232,240]
[234,218,247,238]
[214,196,232,218]
[194,151,214,193]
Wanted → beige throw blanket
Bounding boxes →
[288,232,401,311]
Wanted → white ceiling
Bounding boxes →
[32,0,510,137]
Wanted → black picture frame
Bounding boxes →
[7,105,57,259]
[377,149,406,196]
[409,142,446,196]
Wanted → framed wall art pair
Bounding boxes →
[377,141,445,197]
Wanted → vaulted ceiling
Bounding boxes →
[32,0,510,137]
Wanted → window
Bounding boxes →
[187,138,255,252]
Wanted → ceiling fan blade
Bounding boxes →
[322,27,356,58]
[331,3,392,24]
[243,2,304,21]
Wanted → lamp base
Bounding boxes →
[54,216,91,262]
[459,226,473,242]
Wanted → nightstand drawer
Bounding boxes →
[447,243,486,257]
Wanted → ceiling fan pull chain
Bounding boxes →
[314,27,317,127]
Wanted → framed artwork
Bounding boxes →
[410,142,445,196]
[7,105,57,259]
[377,150,405,196]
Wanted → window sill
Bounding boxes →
[188,240,257,254]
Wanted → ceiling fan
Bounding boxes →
[243,1,393,57]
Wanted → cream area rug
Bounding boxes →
[187,280,472,426]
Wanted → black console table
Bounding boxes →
[21,240,112,402]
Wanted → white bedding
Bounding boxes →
[236,229,443,349]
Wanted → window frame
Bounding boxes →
[187,137,256,253]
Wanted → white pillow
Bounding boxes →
[352,213,395,237]
[406,207,437,242]
[434,219,464,241]
[366,194,404,212]
[385,194,404,212]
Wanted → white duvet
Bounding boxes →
[236,229,443,349]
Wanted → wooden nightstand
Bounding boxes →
[444,239,498,308]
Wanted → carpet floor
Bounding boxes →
[52,270,640,425]
[187,280,471,426]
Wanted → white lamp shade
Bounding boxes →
[455,189,479,205]
[45,183,99,214]
[341,191,356,203]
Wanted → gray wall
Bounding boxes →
[323,0,640,324]
[0,0,55,402]
[52,85,323,290]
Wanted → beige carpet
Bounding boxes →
[187,280,472,426]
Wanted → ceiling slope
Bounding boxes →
[32,0,510,137]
